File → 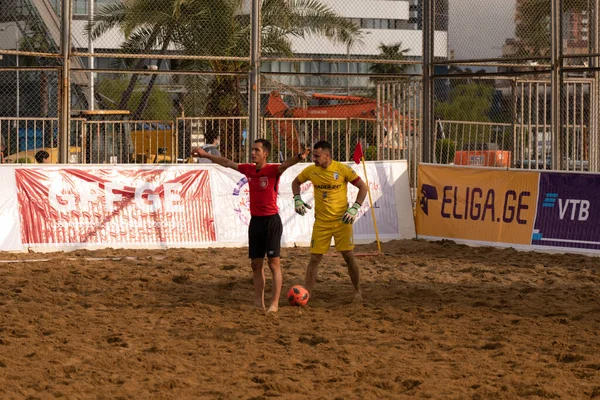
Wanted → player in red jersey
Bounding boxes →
[192,140,310,312]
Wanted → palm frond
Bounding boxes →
[262,0,360,46]
[87,2,128,40]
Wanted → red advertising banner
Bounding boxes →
[16,167,216,246]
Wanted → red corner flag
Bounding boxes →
[353,142,363,164]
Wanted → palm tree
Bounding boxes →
[87,0,215,118]
[368,42,410,85]
[90,0,360,118]
[180,0,361,116]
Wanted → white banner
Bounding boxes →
[0,167,23,251]
[0,161,415,252]
[211,161,415,246]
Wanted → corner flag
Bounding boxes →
[353,142,363,164]
[352,143,381,252]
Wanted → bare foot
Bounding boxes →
[353,291,363,303]
[254,302,265,311]
[266,304,279,313]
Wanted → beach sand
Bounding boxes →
[0,239,599,399]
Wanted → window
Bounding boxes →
[73,0,115,15]
[279,62,291,73]
[359,18,412,30]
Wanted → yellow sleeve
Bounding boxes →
[341,163,359,183]
[297,165,314,184]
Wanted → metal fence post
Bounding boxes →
[422,0,434,163]
[592,0,600,172]
[59,0,72,164]
[249,0,261,152]
[550,0,563,170]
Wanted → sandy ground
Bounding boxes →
[0,239,599,399]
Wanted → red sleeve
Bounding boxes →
[267,164,281,176]
[238,164,252,176]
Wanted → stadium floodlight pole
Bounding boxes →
[59,0,72,164]
[248,0,261,162]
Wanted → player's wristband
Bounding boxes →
[297,153,303,160]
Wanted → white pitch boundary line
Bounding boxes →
[0,256,168,263]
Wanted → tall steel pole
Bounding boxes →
[60,0,72,163]
[15,25,19,118]
[89,0,95,110]
[249,0,261,160]
[550,0,563,169]
[592,0,599,172]
[422,0,434,162]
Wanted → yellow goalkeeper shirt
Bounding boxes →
[297,161,359,224]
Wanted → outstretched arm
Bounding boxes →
[278,148,311,175]
[191,147,239,171]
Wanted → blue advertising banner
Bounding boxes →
[532,172,600,250]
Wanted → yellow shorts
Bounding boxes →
[310,221,354,254]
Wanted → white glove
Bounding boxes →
[342,202,361,224]
[294,195,311,216]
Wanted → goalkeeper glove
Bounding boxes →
[294,195,312,216]
[342,202,361,224]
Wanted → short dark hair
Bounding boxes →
[313,140,332,153]
[205,131,220,145]
[254,138,271,154]
[35,150,50,163]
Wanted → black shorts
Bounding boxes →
[248,214,283,259]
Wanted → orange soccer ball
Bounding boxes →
[287,285,310,306]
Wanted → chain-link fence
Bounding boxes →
[1,0,600,187]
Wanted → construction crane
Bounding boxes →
[265,90,409,155]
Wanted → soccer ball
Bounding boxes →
[287,285,310,306]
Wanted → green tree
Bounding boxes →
[88,0,214,118]
[435,138,456,164]
[435,83,494,122]
[97,78,172,120]
[200,0,360,116]
[89,0,359,118]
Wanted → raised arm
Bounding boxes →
[191,147,239,171]
[278,148,311,175]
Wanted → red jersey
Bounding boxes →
[238,163,280,216]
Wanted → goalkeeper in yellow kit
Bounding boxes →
[291,140,368,301]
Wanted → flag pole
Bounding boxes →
[360,156,381,252]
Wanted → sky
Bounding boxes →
[448,0,517,60]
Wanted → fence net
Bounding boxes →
[0,0,598,177]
